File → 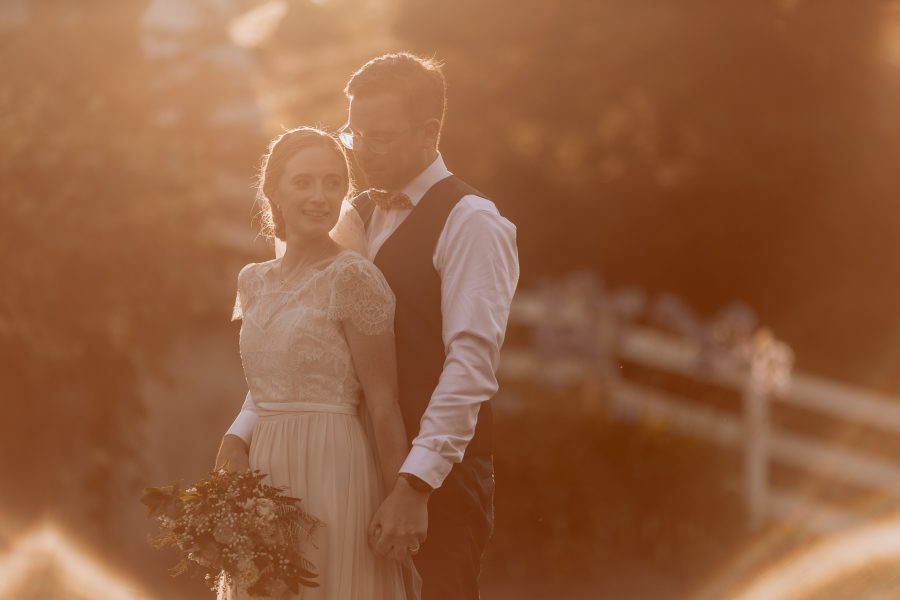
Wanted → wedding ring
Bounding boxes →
[408,544,420,555]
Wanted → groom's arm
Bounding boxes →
[398,196,519,490]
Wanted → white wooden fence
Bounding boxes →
[499,289,900,532]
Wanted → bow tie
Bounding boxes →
[369,189,414,211]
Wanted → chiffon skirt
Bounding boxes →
[221,409,414,599]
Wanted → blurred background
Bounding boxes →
[3,0,900,598]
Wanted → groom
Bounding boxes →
[217,52,518,599]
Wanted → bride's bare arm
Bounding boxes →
[215,433,250,472]
[214,391,257,471]
[343,324,408,491]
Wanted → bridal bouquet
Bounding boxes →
[141,469,323,597]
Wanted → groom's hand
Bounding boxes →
[368,476,430,561]
[214,434,250,472]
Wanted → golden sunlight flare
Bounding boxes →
[228,0,288,48]
[728,513,900,600]
[0,524,150,600]
[882,1,900,68]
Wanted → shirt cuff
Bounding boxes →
[399,445,454,490]
[226,411,256,445]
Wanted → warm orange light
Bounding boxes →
[0,523,150,600]
[728,513,900,600]
[228,0,288,49]
[882,1,900,68]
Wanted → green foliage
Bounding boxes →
[140,484,187,521]
[0,2,264,533]
[389,0,900,388]
[488,389,745,584]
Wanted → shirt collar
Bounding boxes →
[399,153,452,207]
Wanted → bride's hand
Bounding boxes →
[368,477,428,561]
[214,434,250,472]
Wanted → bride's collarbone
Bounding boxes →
[274,251,345,285]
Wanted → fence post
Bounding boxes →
[743,377,769,530]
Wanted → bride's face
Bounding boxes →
[274,145,348,241]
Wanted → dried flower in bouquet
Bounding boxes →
[141,469,323,597]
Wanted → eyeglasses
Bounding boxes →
[337,124,416,155]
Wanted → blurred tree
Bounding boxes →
[0,0,263,543]
[248,0,399,128]
[391,0,900,389]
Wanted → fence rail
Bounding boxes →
[500,290,900,531]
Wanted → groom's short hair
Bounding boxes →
[345,52,447,134]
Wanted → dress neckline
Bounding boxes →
[264,249,353,289]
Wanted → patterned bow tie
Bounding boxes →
[368,189,414,211]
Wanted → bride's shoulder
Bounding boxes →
[330,248,370,270]
[327,251,394,314]
[330,250,387,282]
[237,259,276,284]
[242,258,279,271]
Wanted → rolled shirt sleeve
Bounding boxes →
[399,196,519,489]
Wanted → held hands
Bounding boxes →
[214,434,250,472]
[368,476,429,561]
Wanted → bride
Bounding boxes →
[215,126,417,599]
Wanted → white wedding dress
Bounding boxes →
[223,235,418,599]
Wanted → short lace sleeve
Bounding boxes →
[231,263,256,321]
[327,255,396,335]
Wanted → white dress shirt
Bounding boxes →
[227,154,519,489]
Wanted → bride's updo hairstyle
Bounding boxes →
[257,127,353,241]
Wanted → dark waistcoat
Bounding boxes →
[353,175,493,456]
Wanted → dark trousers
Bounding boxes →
[413,454,495,600]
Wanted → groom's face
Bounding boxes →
[347,91,425,191]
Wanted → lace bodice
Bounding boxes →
[232,250,395,410]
